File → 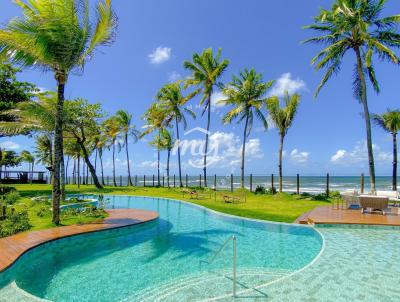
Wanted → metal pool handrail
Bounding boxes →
[200,235,237,298]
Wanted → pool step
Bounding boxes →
[125,268,291,302]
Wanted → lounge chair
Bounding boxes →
[359,195,389,215]
[375,191,400,206]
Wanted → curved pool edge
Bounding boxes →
[0,208,159,274]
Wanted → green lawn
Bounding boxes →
[11,184,333,230]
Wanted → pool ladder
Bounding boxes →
[200,235,237,298]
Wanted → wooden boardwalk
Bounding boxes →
[296,206,400,226]
[0,209,158,272]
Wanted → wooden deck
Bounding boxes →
[296,206,400,226]
[0,209,159,272]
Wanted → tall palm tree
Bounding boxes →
[160,128,175,187]
[103,116,120,187]
[373,110,400,191]
[156,81,197,187]
[115,110,139,186]
[0,0,117,224]
[93,130,107,185]
[222,69,271,188]
[303,0,400,193]
[267,92,300,193]
[20,150,35,184]
[184,48,229,186]
[142,103,169,186]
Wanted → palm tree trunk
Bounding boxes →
[112,141,117,186]
[65,156,70,184]
[52,78,65,225]
[167,148,171,188]
[73,159,76,185]
[31,162,34,184]
[77,141,103,189]
[157,130,161,187]
[355,47,376,193]
[278,134,284,193]
[125,134,133,186]
[203,96,212,187]
[393,133,397,191]
[176,117,183,187]
[99,149,105,186]
[94,149,98,176]
[241,114,249,189]
[77,155,80,188]
[61,155,65,201]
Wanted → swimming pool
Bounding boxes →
[0,195,323,301]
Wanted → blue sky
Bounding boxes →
[1,0,399,176]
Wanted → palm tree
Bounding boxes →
[93,130,108,185]
[267,92,300,193]
[103,116,120,187]
[373,110,400,191]
[156,81,197,187]
[115,110,139,186]
[20,150,35,184]
[303,0,400,193]
[160,129,175,187]
[0,0,117,224]
[34,134,53,183]
[184,48,229,186]
[222,69,271,188]
[142,103,169,186]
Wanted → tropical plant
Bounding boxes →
[161,129,175,187]
[34,134,53,169]
[303,0,400,192]
[0,149,22,180]
[142,102,169,186]
[267,92,300,193]
[20,150,35,184]
[0,0,117,224]
[115,110,139,186]
[0,62,36,126]
[93,130,108,186]
[64,139,82,186]
[64,99,103,188]
[103,116,121,186]
[184,48,229,186]
[221,69,271,188]
[156,81,197,187]
[373,109,400,191]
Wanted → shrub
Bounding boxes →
[0,210,31,237]
[36,206,51,217]
[254,185,266,194]
[266,187,277,195]
[4,191,20,205]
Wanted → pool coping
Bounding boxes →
[0,208,159,273]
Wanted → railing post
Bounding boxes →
[185,174,188,187]
[152,175,155,187]
[231,174,233,192]
[199,174,202,188]
[361,173,364,194]
[214,174,217,191]
[174,175,176,188]
[296,174,300,195]
[232,235,236,298]
[120,175,122,187]
[250,174,253,192]
[162,175,165,187]
[134,175,137,187]
[144,175,146,187]
[107,176,109,186]
[271,174,274,192]
[326,173,330,196]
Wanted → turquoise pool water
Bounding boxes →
[0,195,323,302]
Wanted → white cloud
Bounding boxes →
[178,131,264,170]
[330,141,391,165]
[290,149,310,164]
[0,141,20,150]
[148,46,171,64]
[167,71,181,82]
[269,73,306,97]
[210,91,227,108]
